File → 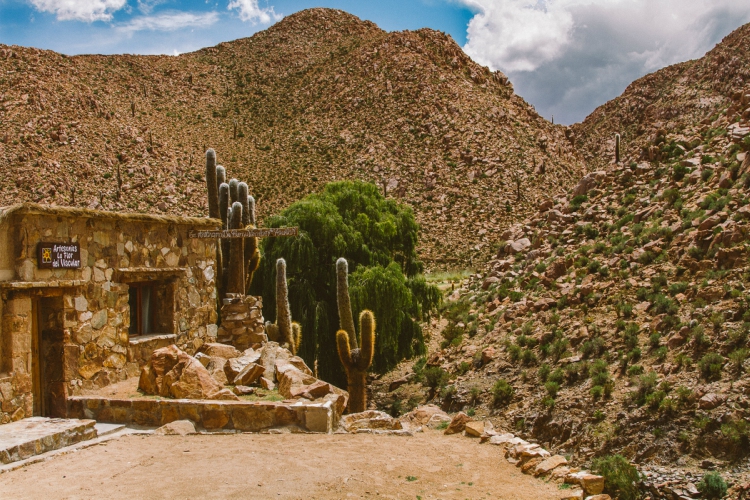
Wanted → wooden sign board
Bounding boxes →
[37,242,82,269]
[188,227,299,239]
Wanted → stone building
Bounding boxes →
[0,203,220,424]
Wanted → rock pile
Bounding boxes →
[138,342,348,412]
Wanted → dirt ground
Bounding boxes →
[0,430,563,499]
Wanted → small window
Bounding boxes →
[128,284,153,336]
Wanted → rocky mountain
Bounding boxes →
[372,22,750,499]
[573,22,750,171]
[0,8,585,268]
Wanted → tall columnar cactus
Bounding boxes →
[227,202,245,294]
[615,133,621,164]
[229,178,239,205]
[265,258,302,354]
[216,165,226,188]
[206,149,219,219]
[335,257,375,413]
[336,257,357,349]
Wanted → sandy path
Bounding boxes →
[0,430,562,499]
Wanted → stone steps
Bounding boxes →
[0,417,97,465]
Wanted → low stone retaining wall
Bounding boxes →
[67,396,336,433]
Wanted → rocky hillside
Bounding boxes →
[0,8,584,268]
[573,22,750,171]
[372,25,750,500]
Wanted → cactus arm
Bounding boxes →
[336,258,357,349]
[336,330,353,370]
[292,322,302,355]
[205,149,219,219]
[245,239,260,294]
[357,310,376,372]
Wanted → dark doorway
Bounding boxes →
[32,296,66,417]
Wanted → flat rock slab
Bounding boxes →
[0,417,97,464]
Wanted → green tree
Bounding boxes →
[252,181,439,386]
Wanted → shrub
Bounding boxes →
[692,325,711,350]
[632,371,658,406]
[492,379,514,406]
[570,194,588,211]
[548,368,565,385]
[654,346,668,362]
[590,385,604,399]
[591,455,640,500]
[652,294,678,315]
[729,348,748,373]
[545,381,560,398]
[697,472,728,500]
[721,419,749,447]
[423,367,449,395]
[698,352,724,381]
[538,363,551,382]
[581,337,606,359]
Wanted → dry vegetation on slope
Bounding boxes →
[0,8,585,268]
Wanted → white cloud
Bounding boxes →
[117,11,220,34]
[137,0,166,15]
[28,0,128,22]
[227,0,281,25]
[461,0,574,72]
[459,0,750,123]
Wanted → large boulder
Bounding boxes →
[258,342,291,383]
[277,361,317,399]
[572,171,606,197]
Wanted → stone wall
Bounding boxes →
[217,294,266,351]
[67,396,336,433]
[0,204,220,424]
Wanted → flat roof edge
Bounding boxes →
[0,203,220,228]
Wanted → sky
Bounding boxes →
[1,0,750,124]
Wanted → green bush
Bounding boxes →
[721,419,749,448]
[548,368,564,385]
[729,348,748,373]
[569,194,588,211]
[492,379,514,406]
[538,363,551,382]
[254,180,439,386]
[698,352,724,381]
[423,366,449,392]
[545,381,560,398]
[697,472,728,499]
[591,455,640,500]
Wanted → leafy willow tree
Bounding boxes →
[251,181,440,387]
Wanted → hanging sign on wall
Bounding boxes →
[37,242,82,269]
